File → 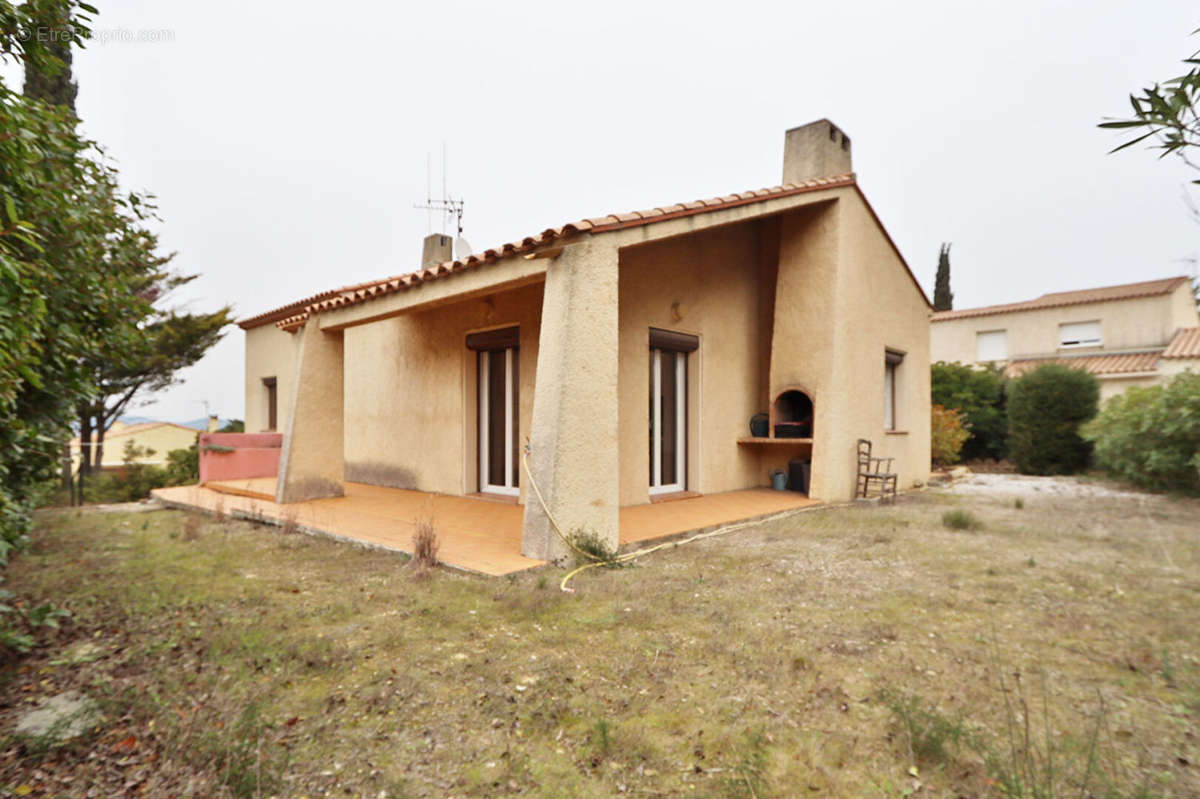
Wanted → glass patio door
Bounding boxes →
[479,346,519,496]
[649,347,686,495]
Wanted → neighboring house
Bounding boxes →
[70,419,207,471]
[238,119,932,560]
[931,277,1200,400]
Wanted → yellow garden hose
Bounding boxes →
[521,445,827,592]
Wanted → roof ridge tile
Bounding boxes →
[253,171,858,329]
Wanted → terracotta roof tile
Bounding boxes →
[932,277,1191,322]
[249,172,863,331]
[1004,350,1163,378]
[1163,326,1200,359]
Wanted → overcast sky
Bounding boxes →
[48,0,1200,421]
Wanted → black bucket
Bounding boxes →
[788,458,811,494]
[749,413,769,438]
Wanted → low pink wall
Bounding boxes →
[199,433,282,484]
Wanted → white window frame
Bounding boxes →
[649,348,686,496]
[976,329,1008,362]
[1059,320,1102,349]
[884,361,896,431]
[478,347,519,496]
[884,349,904,431]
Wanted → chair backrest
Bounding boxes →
[857,439,872,469]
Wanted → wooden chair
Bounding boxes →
[856,439,897,501]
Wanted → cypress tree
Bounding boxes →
[933,243,953,311]
[22,1,79,112]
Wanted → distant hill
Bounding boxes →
[117,416,237,431]
[117,415,158,426]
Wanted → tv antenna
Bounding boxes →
[415,143,471,258]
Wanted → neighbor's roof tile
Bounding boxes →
[1004,350,1163,378]
[1163,326,1200,359]
[932,277,1190,322]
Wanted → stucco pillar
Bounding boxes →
[275,321,345,503]
[522,240,620,562]
[769,202,843,501]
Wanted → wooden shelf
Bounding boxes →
[737,437,813,445]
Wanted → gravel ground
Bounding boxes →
[946,471,1150,500]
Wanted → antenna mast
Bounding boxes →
[415,143,465,237]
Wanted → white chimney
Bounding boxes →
[421,233,453,268]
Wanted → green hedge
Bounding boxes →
[931,362,1008,460]
[1007,364,1099,475]
[1083,372,1200,493]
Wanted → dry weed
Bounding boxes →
[409,517,439,579]
[181,513,203,541]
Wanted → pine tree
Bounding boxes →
[933,243,953,311]
[21,1,233,482]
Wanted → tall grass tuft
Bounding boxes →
[880,689,972,765]
[942,509,983,531]
[984,670,1103,799]
[409,517,439,579]
[181,513,203,541]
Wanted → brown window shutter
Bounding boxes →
[649,328,699,353]
[466,326,520,351]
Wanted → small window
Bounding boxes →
[1059,321,1101,349]
[262,377,277,431]
[976,330,1008,362]
[884,350,904,431]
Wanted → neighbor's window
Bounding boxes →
[1059,321,1101,349]
[976,330,1008,362]
[262,376,277,431]
[884,350,904,430]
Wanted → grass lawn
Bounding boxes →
[1,482,1198,797]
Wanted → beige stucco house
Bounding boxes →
[930,276,1200,400]
[238,120,932,561]
[70,419,204,471]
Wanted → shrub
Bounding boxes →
[93,441,172,503]
[569,528,621,568]
[931,361,1008,460]
[1083,371,1200,493]
[1007,364,1099,475]
[931,404,971,467]
[164,440,199,485]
